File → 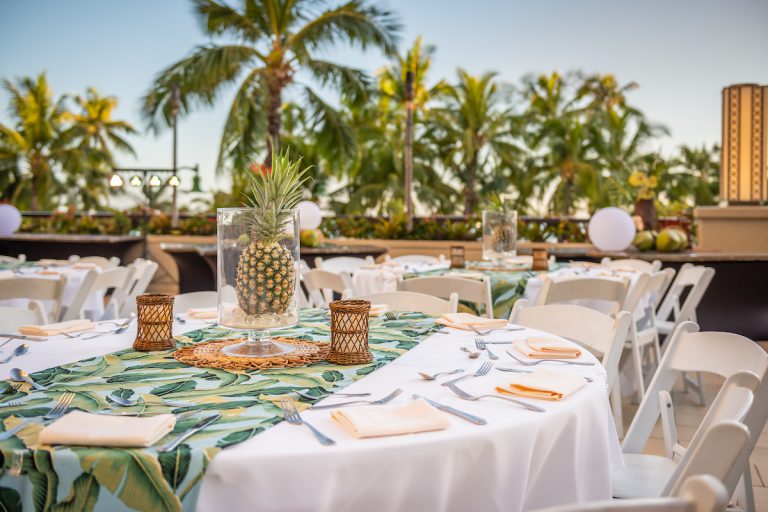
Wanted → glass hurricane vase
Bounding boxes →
[217,208,300,357]
[482,210,518,267]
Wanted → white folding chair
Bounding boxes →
[617,321,768,504]
[314,256,374,274]
[173,291,218,313]
[624,268,677,402]
[510,301,632,435]
[601,257,662,273]
[399,275,494,318]
[0,276,68,323]
[385,254,445,265]
[303,269,355,307]
[0,304,47,331]
[354,291,459,317]
[119,259,160,316]
[63,267,134,321]
[68,255,120,269]
[655,264,715,405]
[536,276,629,316]
[533,474,728,512]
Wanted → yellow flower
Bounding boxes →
[628,171,646,187]
[647,176,658,189]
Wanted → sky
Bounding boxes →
[2,0,767,205]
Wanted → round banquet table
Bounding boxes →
[0,315,622,512]
[0,267,105,320]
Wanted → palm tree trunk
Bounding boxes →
[464,154,478,215]
[265,85,282,166]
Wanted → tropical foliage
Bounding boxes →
[0,74,135,210]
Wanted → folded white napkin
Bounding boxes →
[435,312,507,331]
[369,304,388,316]
[18,319,96,336]
[187,307,217,320]
[39,411,175,447]
[513,338,582,359]
[496,369,586,401]
[331,399,449,438]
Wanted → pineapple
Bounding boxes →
[489,194,516,253]
[235,151,311,316]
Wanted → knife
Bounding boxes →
[0,334,47,342]
[412,394,487,425]
[157,413,221,452]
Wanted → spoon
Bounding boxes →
[10,367,46,391]
[418,369,464,381]
[460,347,480,359]
[1,344,29,365]
[107,393,190,408]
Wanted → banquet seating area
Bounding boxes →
[0,251,765,511]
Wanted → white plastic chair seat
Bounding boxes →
[611,453,677,499]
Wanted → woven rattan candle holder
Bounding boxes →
[327,300,372,365]
[133,294,175,352]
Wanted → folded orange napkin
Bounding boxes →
[330,399,449,438]
[38,411,175,447]
[513,337,582,359]
[18,319,96,336]
[496,369,586,401]
[369,304,388,316]
[36,269,64,276]
[435,312,507,331]
[187,307,217,320]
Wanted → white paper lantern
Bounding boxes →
[588,207,636,251]
[297,201,322,230]
[0,204,22,235]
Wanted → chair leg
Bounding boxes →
[610,383,624,438]
[630,328,645,403]
[695,371,706,406]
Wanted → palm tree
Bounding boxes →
[431,69,520,215]
[0,73,69,210]
[142,0,400,175]
[62,88,137,209]
[665,144,720,206]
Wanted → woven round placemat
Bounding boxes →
[173,337,330,370]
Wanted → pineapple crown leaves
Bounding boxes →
[488,193,510,213]
[244,149,313,242]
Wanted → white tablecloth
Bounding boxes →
[0,315,622,511]
[353,262,450,295]
[0,267,105,320]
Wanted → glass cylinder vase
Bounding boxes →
[482,210,518,267]
[217,207,300,357]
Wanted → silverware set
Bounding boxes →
[0,391,75,442]
[468,325,525,336]
[61,314,135,340]
[158,413,221,453]
[444,382,545,413]
[442,361,493,386]
[310,388,402,410]
[505,350,595,366]
[280,397,335,446]
[475,338,498,360]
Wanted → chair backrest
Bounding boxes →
[303,269,355,307]
[530,474,727,512]
[646,268,676,309]
[0,276,68,322]
[64,267,134,320]
[354,291,459,317]
[119,259,160,315]
[399,276,494,318]
[536,276,629,316]
[386,254,444,265]
[656,264,715,326]
[623,322,768,455]
[621,271,651,313]
[509,301,632,390]
[600,257,662,273]
[173,291,218,313]
[314,256,374,274]
[0,305,47,331]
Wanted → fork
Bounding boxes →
[506,351,595,366]
[280,397,335,445]
[310,388,402,410]
[475,338,498,360]
[384,311,399,321]
[294,389,371,401]
[468,325,525,336]
[442,361,493,386]
[445,382,545,413]
[0,391,75,442]
[3,383,21,395]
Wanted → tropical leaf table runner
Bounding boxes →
[0,310,439,512]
